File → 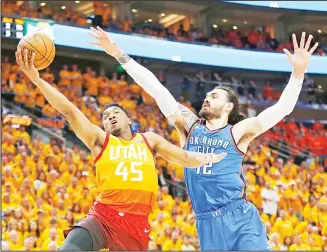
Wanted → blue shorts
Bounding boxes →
[196,199,271,251]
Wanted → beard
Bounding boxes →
[104,124,121,135]
[110,127,121,136]
[199,106,222,120]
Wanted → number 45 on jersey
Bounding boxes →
[115,162,143,181]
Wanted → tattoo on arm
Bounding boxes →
[116,53,131,65]
[178,104,199,132]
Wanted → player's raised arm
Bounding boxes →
[232,32,319,144]
[16,49,105,152]
[88,26,199,146]
[144,132,227,168]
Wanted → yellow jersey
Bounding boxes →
[94,133,158,216]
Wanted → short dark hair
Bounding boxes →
[103,102,130,117]
[215,86,247,125]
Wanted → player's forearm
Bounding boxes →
[184,151,211,168]
[114,53,178,117]
[167,149,207,168]
[257,72,304,132]
[33,77,75,117]
[157,141,206,168]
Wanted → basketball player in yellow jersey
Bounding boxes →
[16,49,227,251]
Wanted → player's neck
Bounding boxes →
[117,130,133,141]
[206,116,228,130]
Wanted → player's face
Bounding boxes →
[199,88,233,120]
[102,107,131,135]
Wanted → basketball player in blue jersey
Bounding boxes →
[90,27,318,250]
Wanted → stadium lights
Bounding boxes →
[40,2,46,6]
[132,9,138,13]
[160,13,166,17]
[318,29,322,33]
[233,26,237,30]
[213,24,218,28]
[75,1,80,3]
[223,19,227,23]
[61,6,66,9]
[244,21,248,24]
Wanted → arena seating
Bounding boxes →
[2,0,326,56]
[2,58,327,250]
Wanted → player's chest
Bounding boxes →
[107,143,150,162]
[187,128,232,154]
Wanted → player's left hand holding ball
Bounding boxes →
[15,49,40,84]
[88,26,124,59]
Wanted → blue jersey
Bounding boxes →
[184,120,246,214]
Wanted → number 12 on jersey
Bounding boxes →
[196,162,213,175]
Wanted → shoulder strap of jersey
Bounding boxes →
[228,126,246,156]
[140,133,155,157]
[183,120,200,149]
[94,133,110,164]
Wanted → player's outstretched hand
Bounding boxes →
[283,32,318,74]
[196,152,227,165]
[88,26,124,58]
[15,49,40,84]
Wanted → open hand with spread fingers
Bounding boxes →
[15,49,40,84]
[88,26,124,59]
[196,152,228,166]
[283,32,319,75]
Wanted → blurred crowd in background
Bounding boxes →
[2,0,327,250]
[2,0,327,55]
[2,57,327,250]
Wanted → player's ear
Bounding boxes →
[226,102,233,112]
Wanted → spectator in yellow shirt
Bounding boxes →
[78,187,94,214]
[161,186,175,211]
[162,231,182,250]
[157,226,173,246]
[71,64,83,91]
[272,210,294,243]
[72,203,84,223]
[41,228,63,250]
[270,233,281,250]
[41,68,55,83]
[151,213,166,235]
[289,235,310,250]
[181,234,196,250]
[308,236,321,251]
[303,195,319,224]
[287,208,300,228]
[23,237,35,251]
[40,219,63,246]
[48,240,59,251]
[59,65,71,87]
[13,79,28,103]
[280,236,292,251]
[8,230,23,250]
[42,102,59,117]
[312,226,323,249]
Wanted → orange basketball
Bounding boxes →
[18,32,55,70]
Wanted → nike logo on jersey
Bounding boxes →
[144,229,150,233]
[243,204,251,214]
